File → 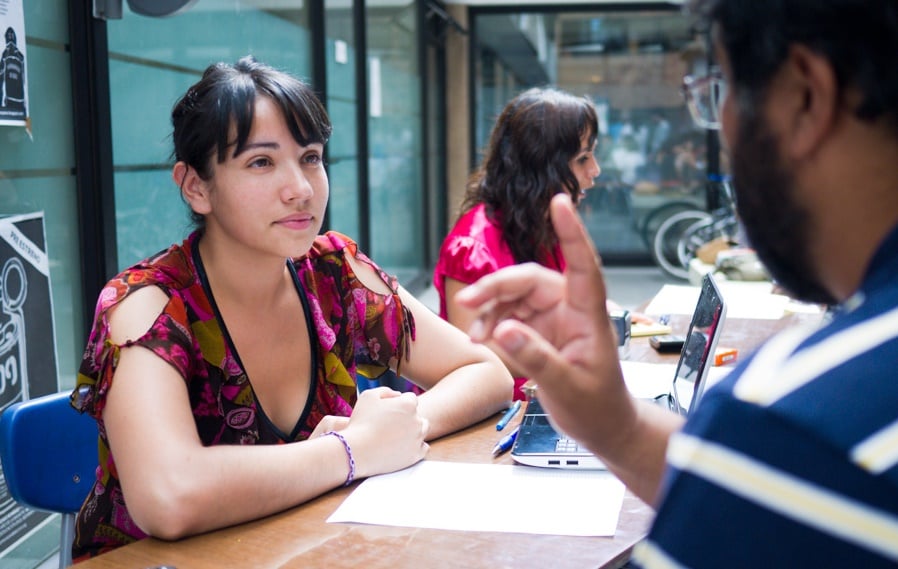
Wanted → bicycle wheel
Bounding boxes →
[652,210,711,280]
[637,200,702,248]
[677,212,740,269]
[677,216,718,268]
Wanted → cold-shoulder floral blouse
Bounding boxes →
[69,230,415,560]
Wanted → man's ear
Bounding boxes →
[173,161,212,216]
[779,44,839,160]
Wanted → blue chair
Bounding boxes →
[357,369,417,393]
[0,391,98,569]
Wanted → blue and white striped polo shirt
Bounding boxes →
[632,224,898,568]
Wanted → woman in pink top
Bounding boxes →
[434,88,602,400]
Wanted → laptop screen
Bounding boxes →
[511,272,727,470]
[669,272,727,416]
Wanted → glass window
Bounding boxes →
[0,2,83,562]
[472,8,711,265]
[325,0,361,240]
[0,1,82,391]
[365,0,424,284]
[423,21,448,270]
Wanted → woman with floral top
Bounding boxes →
[70,55,512,561]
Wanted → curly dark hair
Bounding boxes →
[460,87,598,265]
[171,55,332,227]
[691,0,898,133]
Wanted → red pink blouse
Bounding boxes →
[433,204,564,400]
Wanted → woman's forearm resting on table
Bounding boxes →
[117,432,362,540]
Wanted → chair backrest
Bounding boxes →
[0,391,98,568]
[0,391,97,514]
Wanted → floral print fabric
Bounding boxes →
[69,230,414,560]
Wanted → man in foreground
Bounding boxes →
[456,0,898,566]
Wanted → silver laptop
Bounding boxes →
[511,272,728,470]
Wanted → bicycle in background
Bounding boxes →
[650,179,740,280]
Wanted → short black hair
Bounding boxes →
[692,0,898,131]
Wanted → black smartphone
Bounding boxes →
[649,335,686,353]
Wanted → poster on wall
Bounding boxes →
[0,212,59,557]
[0,0,28,129]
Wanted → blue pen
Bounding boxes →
[492,425,520,457]
[496,400,522,431]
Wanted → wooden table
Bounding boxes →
[73,311,822,569]
[631,309,823,365]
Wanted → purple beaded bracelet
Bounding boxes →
[324,431,356,486]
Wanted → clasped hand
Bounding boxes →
[312,387,429,479]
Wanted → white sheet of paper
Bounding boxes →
[621,360,678,399]
[621,360,732,399]
[327,460,626,537]
[643,282,789,319]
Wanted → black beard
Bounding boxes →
[730,112,838,305]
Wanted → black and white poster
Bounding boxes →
[0,0,28,128]
[0,211,59,557]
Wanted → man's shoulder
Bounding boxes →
[649,371,898,567]
[718,314,898,440]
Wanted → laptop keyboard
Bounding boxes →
[555,436,582,453]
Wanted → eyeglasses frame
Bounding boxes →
[681,68,727,131]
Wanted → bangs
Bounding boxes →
[216,70,333,163]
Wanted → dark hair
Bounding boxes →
[171,55,333,226]
[692,0,898,131]
[461,87,598,265]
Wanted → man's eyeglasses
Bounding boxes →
[682,69,727,130]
